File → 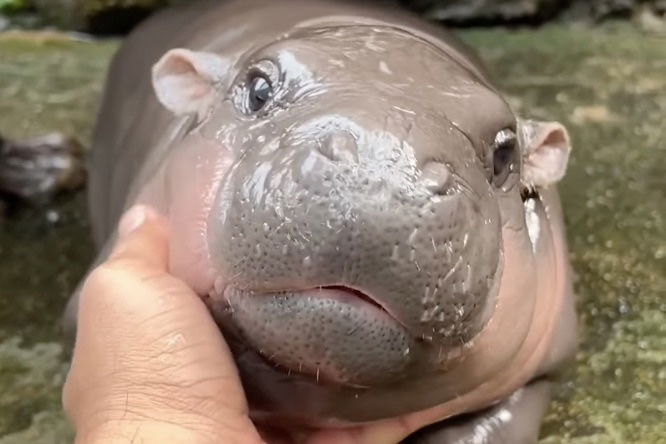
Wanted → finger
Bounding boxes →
[306,404,448,444]
[306,420,411,444]
[65,236,251,433]
[106,204,170,271]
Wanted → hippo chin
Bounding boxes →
[65,0,578,440]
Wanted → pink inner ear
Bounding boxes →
[541,126,569,151]
[175,72,210,102]
[152,50,215,116]
[161,53,192,76]
[524,123,571,188]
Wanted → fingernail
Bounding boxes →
[118,205,148,237]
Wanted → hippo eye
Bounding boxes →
[492,128,517,187]
[248,74,273,112]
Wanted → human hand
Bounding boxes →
[63,205,446,444]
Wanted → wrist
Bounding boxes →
[79,418,260,444]
[65,378,262,444]
[80,420,214,444]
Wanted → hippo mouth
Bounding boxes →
[209,284,414,387]
[319,285,388,312]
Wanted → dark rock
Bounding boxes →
[0,133,86,205]
[85,5,153,35]
[400,0,564,25]
[400,0,663,25]
[30,0,174,31]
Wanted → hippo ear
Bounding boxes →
[152,48,229,119]
[518,119,572,190]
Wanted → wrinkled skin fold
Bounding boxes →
[64,0,578,441]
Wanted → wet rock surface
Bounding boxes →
[460,25,665,443]
[404,0,666,25]
[0,22,664,443]
[0,32,114,443]
[6,0,664,31]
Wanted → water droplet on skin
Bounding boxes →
[497,409,512,423]
[408,228,418,244]
[462,264,473,293]
[263,222,270,232]
[390,148,401,162]
[392,245,400,261]
[422,287,430,305]
[303,256,312,267]
[379,60,392,74]
[213,277,225,295]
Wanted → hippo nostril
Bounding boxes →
[318,131,359,164]
[421,162,452,195]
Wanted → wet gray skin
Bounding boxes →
[64,0,577,439]
[209,25,510,387]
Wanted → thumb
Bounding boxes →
[106,204,170,272]
[65,205,257,441]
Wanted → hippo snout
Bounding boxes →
[207,114,502,386]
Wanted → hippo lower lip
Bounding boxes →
[217,285,414,387]
[320,285,390,313]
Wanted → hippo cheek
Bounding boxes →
[164,132,234,295]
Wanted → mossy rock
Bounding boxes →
[0,0,27,14]
[29,0,181,30]
[26,0,666,31]
[404,0,663,24]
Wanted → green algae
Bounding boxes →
[0,0,26,13]
[0,22,664,443]
[460,23,666,443]
[0,338,71,444]
[0,33,117,142]
[0,33,114,439]
[0,33,115,345]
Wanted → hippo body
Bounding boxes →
[66,0,578,442]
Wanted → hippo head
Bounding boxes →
[150,23,571,425]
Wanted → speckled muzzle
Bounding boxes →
[206,103,502,388]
